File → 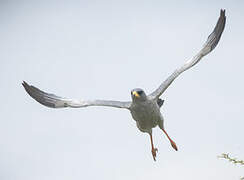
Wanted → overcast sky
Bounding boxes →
[1,0,244,179]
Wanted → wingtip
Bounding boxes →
[220,9,226,17]
[22,81,28,87]
[22,81,31,92]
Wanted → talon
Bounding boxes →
[162,129,178,151]
[171,141,178,151]
[151,148,158,161]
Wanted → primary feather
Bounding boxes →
[22,81,131,109]
[149,9,226,99]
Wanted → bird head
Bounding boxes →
[131,88,147,102]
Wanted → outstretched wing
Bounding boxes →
[22,81,131,109]
[149,9,226,100]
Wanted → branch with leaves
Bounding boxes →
[218,153,244,180]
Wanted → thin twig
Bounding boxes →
[218,153,244,165]
[218,153,244,180]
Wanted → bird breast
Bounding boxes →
[130,100,161,131]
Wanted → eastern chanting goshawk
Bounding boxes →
[23,9,226,161]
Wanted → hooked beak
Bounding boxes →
[132,91,140,98]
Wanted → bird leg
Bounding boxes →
[162,129,178,151]
[149,133,158,161]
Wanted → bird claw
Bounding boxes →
[170,141,178,151]
[151,148,158,161]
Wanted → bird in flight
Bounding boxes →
[23,9,226,161]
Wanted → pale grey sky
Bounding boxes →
[1,0,244,179]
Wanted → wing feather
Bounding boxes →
[22,81,131,109]
[149,9,226,99]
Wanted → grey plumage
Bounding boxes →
[22,10,226,161]
[149,9,226,100]
[157,99,164,107]
[22,81,131,109]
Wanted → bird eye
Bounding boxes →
[138,90,143,95]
